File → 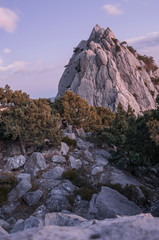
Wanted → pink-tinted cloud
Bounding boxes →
[103,4,123,15]
[0,7,19,33]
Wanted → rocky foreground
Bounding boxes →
[0,127,159,239]
[1,213,159,240]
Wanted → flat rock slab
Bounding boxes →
[2,214,159,240]
[88,186,142,219]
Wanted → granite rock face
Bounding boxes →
[57,25,159,114]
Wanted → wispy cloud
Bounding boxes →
[0,60,55,75]
[0,7,19,33]
[103,4,123,15]
[126,32,159,48]
[3,48,11,54]
[126,32,159,65]
[0,61,29,73]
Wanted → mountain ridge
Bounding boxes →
[57,24,159,114]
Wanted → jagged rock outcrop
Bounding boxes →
[57,25,159,114]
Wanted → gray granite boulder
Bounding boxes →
[24,152,46,177]
[88,186,142,219]
[51,155,66,163]
[69,156,82,170]
[60,142,69,155]
[44,212,86,226]
[23,190,43,206]
[8,178,32,202]
[4,155,26,170]
[42,166,64,180]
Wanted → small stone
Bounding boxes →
[91,166,103,176]
[52,155,66,163]
[60,142,69,155]
[24,152,47,177]
[69,156,82,170]
[23,190,43,206]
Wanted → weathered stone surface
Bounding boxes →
[91,165,103,175]
[57,25,159,115]
[42,166,64,180]
[44,212,86,226]
[2,214,159,240]
[88,186,142,219]
[60,142,69,155]
[51,155,66,164]
[76,138,94,150]
[45,180,75,212]
[8,179,32,202]
[23,190,43,206]
[64,133,76,140]
[0,226,8,238]
[69,156,82,170]
[0,219,10,230]
[10,216,43,233]
[4,155,26,170]
[24,152,47,177]
[149,200,159,217]
[76,128,86,138]
[99,166,141,187]
[6,142,21,157]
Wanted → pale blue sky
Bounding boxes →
[0,0,159,98]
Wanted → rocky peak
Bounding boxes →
[57,25,159,114]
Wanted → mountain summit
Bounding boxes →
[57,25,159,114]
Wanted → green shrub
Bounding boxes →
[137,66,142,70]
[137,55,158,72]
[150,90,155,97]
[62,169,79,184]
[127,46,136,55]
[116,45,121,52]
[62,136,77,148]
[151,77,159,85]
[0,172,17,204]
[133,93,138,100]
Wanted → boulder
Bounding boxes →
[4,155,26,170]
[0,226,8,238]
[44,212,86,226]
[24,152,47,177]
[8,178,32,202]
[76,128,86,138]
[76,138,94,150]
[45,180,75,212]
[91,165,103,176]
[51,155,66,164]
[69,156,82,170]
[88,186,142,219]
[64,133,76,140]
[42,166,64,180]
[99,166,141,188]
[149,201,159,217]
[6,142,21,157]
[10,216,43,233]
[23,190,43,206]
[60,142,69,155]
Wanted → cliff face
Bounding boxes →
[57,25,159,114]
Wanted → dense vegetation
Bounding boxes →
[0,86,159,175]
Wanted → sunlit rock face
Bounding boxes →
[57,24,159,114]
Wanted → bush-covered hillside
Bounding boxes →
[0,85,159,175]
